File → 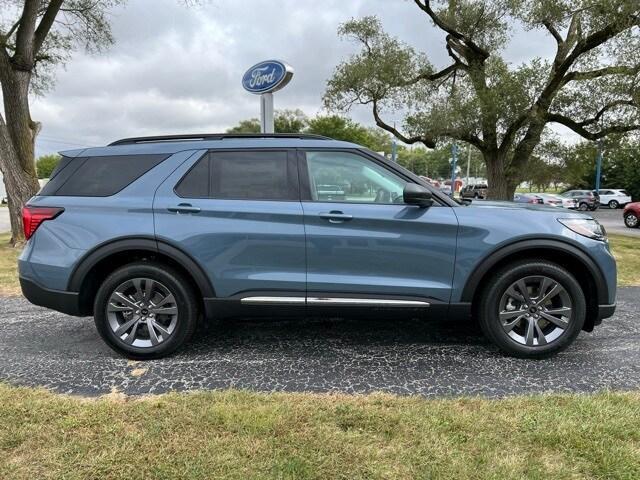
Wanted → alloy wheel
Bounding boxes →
[106,277,178,348]
[498,275,573,347]
[625,214,638,228]
[609,200,619,209]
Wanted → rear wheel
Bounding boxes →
[94,262,198,359]
[478,261,585,358]
[608,200,619,209]
[578,202,589,211]
[625,213,639,228]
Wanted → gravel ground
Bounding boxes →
[0,288,638,398]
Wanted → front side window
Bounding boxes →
[305,151,408,203]
[176,150,295,200]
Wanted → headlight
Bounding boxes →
[558,218,607,241]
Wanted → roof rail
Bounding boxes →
[108,133,332,146]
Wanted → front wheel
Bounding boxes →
[478,261,585,358]
[94,262,199,359]
[609,200,619,209]
[625,213,639,228]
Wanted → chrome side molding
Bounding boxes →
[307,297,430,307]
[240,296,430,307]
[240,296,305,305]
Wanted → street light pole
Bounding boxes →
[595,140,603,193]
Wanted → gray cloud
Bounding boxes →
[30,0,559,155]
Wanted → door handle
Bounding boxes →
[168,203,201,214]
[319,211,353,223]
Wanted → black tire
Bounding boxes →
[624,213,639,228]
[608,200,619,209]
[474,193,479,199]
[578,202,589,211]
[94,262,199,359]
[478,260,586,359]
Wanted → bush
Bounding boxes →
[36,154,61,179]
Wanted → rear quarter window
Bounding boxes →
[39,154,169,197]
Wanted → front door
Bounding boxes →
[300,150,458,306]
[154,148,306,304]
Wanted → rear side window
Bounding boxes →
[176,150,296,200]
[39,154,168,197]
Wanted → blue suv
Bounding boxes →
[19,133,616,359]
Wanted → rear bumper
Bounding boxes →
[20,277,83,316]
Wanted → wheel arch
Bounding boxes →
[68,237,215,316]
[462,239,609,331]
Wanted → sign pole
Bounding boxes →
[260,93,274,133]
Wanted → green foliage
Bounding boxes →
[35,154,61,179]
[228,112,396,155]
[227,109,308,134]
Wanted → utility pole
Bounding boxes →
[465,144,471,186]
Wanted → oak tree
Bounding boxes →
[324,0,640,199]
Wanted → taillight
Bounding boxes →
[22,206,64,240]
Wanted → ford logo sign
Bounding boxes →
[242,60,294,94]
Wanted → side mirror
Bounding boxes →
[403,183,433,208]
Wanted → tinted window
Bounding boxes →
[45,154,168,197]
[305,151,407,203]
[175,155,210,198]
[176,150,295,200]
[211,151,293,200]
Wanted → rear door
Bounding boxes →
[154,149,306,303]
[299,149,458,307]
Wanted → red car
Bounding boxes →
[623,202,640,228]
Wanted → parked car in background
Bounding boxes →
[513,193,544,204]
[561,190,600,211]
[593,189,632,209]
[535,193,577,209]
[461,184,488,199]
[19,133,617,360]
[623,202,640,228]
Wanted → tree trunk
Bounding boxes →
[484,151,517,200]
[0,66,41,245]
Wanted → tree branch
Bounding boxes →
[564,64,640,84]
[542,20,563,45]
[33,0,64,55]
[372,98,436,148]
[547,113,640,140]
[12,0,39,69]
[413,0,489,59]
[400,63,459,87]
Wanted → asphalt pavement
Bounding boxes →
[0,207,8,233]
[0,288,638,397]
[590,207,640,238]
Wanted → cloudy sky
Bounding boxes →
[30,0,557,156]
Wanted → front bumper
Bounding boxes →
[20,277,83,316]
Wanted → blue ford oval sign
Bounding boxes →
[242,60,294,94]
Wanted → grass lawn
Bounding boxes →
[0,385,639,479]
[609,234,640,286]
[0,232,20,295]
